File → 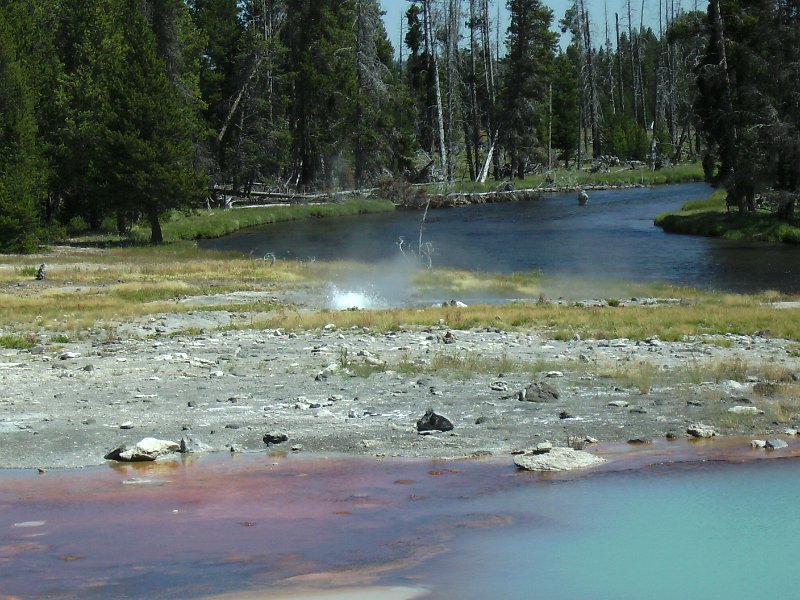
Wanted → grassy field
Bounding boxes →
[655,190,800,243]
[2,243,798,344]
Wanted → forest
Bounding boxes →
[0,0,798,251]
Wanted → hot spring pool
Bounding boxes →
[1,448,798,599]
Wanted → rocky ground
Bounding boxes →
[2,288,799,470]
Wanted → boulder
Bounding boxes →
[416,409,454,432]
[514,447,606,472]
[105,438,180,462]
[687,423,717,438]
[517,381,560,403]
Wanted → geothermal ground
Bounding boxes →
[1,286,798,470]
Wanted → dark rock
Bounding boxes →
[187,401,197,408]
[263,432,289,445]
[518,381,560,402]
[558,410,574,420]
[629,407,647,414]
[442,331,456,344]
[225,424,240,429]
[475,416,488,425]
[627,437,653,445]
[416,409,454,432]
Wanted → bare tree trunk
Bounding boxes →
[605,4,615,115]
[480,0,497,177]
[469,0,481,179]
[627,0,640,127]
[423,0,447,180]
[579,0,601,158]
[615,13,625,114]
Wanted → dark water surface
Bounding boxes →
[201,183,800,294]
[3,449,800,599]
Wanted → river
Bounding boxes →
[200,183,800,295]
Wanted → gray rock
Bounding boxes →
[517,381,560,403]
[608,400,630,408]
[687,423,717,438]
[766,439,788,450]
[180,435,212,453]
[514,447,606,472]
[750,439,767,449]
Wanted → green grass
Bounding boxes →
[0,333,37,349]
[452,162,704,193]
[655,190,800,243]
[64,198,395,245]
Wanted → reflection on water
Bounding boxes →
[200,183,800,294]
[3,447,800,599]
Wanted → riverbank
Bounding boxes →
[655,189,800,243]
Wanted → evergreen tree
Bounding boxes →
[499,0,557,178]
[99,0,207,243]
[0,9,43,252]
[550,51,580,166]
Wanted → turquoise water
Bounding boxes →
[420,460,800,599]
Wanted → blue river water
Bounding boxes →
[200,183,800,294]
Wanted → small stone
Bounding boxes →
[263,432,289,445]
[546,371,564,378]
[784,428,799,436]
[187,401,197,408]
[533,442,553,454]
[750,439,767,449]
[59,352,81,360]
[608,400,629,408]
[119,422,134,430]
[687,423,717,438]
[629,407,647,414]
[627,437,652,445]
[558,410,574,420]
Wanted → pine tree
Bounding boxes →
[0,9,43,252]
[499,0,557,178]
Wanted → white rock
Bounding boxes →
[608,400,630,408]
[750,439,767,448]
[514,447,606,472]
[546,371,564,378]
[728,406,763,415]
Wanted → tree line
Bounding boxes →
[0,0,797,252]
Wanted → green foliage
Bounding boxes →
[498,0,557,178]
[0,333,36,349]
[601,113,649,161]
